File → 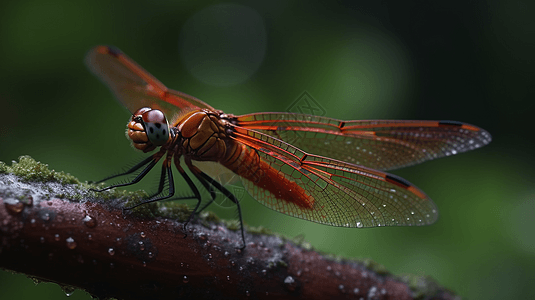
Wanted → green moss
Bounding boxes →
[265,259,289,270]
[222,219,240,231]
[246,225,273,235]
[289,234,314,251]
[277,260,288,268]
[2,155,79,184]
[397,274,443,299]
[122,194,160,219]
[88,183,149,202]
[291,234,306,245]
[362,258,390,275]
[197,211,219,228]
[157,202,192,221]
[200,211,220,222]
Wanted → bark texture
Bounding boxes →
[0,165,459,300]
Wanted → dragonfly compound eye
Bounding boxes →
[141,109,170,146]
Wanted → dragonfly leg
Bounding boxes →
[150,160,167,198]
[195,189,217,215]
[123,158,175,209]
[201,171,246,250]
[185,158,246,249]
[91,150,166,192]
[147,153,174,199]
[124,155,201,210]
[172,156,203,238]
[121,155,203,240]
[190,170,217,214]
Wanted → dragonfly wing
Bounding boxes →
[232,126,438,228]
[85,45,214,116]
[236,113,492,171]
[192,160,241,186]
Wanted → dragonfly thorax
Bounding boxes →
[127,107,171,153]
[177,110,230,162]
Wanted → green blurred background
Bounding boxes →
[1,0,534,299]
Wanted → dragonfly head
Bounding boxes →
[127,107,171,152]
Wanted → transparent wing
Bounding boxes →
[236,113,492,171]
[193,160,241,186]
[230,126,438,228]
[85,45,214,117]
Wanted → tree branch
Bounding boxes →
[0,157,458,299]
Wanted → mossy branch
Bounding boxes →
[0,156,458,299]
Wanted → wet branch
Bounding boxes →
[0,169,458,300]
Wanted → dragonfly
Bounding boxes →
[86,45,492,249]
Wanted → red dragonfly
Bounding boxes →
[86,45,491,248]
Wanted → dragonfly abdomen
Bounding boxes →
[222,143,314,210]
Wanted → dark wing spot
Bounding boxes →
[163,129,166,135]
[385,174,411,188]
[439,120,463,127]
[107,46,122,57]
[156,134,160,139]
[149,127,154,133]
[155,123,162,128]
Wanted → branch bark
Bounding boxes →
[0,159,459,300]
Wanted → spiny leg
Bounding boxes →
[173,155,203,237]
[91,150,166,192]
[186,159,246,249]
[192,171,217,215]
[195,187,218,215]
[200,171,246,250]
[122,156,204,239]
[125,151,202,207]
[147,158,170,199]
[184,160,219,213]
[124,156,176,210]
